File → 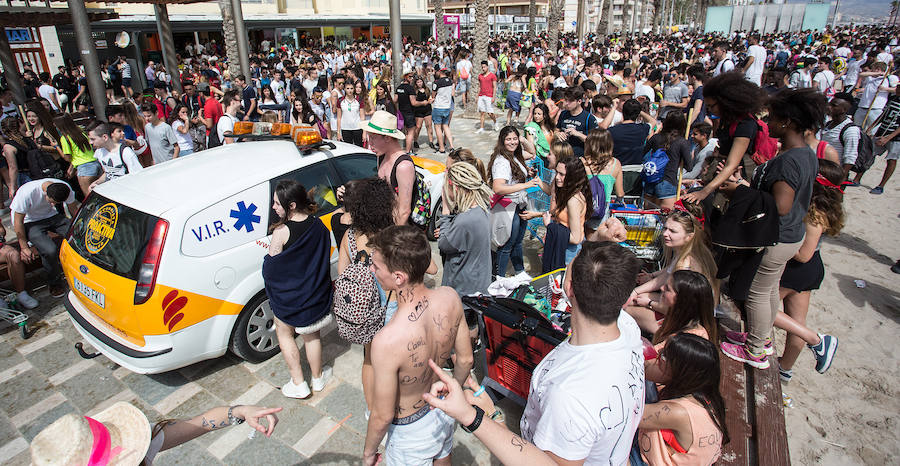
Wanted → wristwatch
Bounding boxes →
[227,405,245,425]
[461,405,484,434]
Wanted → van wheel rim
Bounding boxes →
[247,300,277,353]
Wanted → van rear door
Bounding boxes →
[64,193,163,344]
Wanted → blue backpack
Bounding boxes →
[641,148,668,185]
[587,176,608,220]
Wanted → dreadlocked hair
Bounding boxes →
[446,162,494,215]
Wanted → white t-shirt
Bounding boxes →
[217,113,237,143]
[171,120,194,152]
[38,84,59,111]
[11,179,75,223]
[457,59,472,81]
[744,44,767,85]
[835,47,851,58]
[95,144,144,180]
[520,311,644,464]
[813,70,836,94]
[635,82,655,102]
[713,57,734,76]
[859,75,900,109]
[270,80,286,104]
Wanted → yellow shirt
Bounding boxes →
[60,134,97,167]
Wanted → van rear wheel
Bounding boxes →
[426,197,442,241]
[230,293,280,363]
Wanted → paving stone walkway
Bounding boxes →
[0,112,534,465]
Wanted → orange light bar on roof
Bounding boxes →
[292,124,322,148]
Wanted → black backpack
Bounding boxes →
[839,123,876,173]
[26,144,64,180]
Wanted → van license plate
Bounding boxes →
[73,277,105,309]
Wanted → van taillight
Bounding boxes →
[134,219,168,305]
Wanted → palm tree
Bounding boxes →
[218,0,241,77]
[528,0,537,38]
[606,0,615,36]
[890,0,898,26]
[468,0,489,116]
[434,0,447,43]
[596,0,607,35]
[549,0,564,56]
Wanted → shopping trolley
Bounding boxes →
[524,158,555,243]
[0,292,29,339]
[609,197,666,262]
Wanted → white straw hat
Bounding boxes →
[362,110,405,140]
[30,402,151,466]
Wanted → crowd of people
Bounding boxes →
[2,22,899,465]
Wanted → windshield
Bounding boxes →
[68,193,160,280]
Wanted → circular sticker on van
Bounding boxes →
[85,203,118,254]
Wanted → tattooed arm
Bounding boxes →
[423,360,583,466]
[449,291,474,386]
[157,405,282,451]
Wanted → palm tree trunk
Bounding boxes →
[638,0,646,34]
[468,0,489,117]
[434,0,447,43]
[596,0,607,35]
[549,0,564,56]
[529,0,537,38]
[218,0,241,77]
[606,0,615,36]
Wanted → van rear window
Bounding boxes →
[68,194,160,280]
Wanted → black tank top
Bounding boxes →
[282,217,315,250]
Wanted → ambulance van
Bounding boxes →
[61,131,445,374]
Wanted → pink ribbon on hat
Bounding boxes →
[85,416,123,466]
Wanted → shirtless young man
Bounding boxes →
[363,225,474,466]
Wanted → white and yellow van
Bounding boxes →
[61,131,446,374]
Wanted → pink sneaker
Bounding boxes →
[724,331,774,356]
[721,341,770,369]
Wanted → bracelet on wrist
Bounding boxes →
[227,405,245,425]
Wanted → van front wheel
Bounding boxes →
[230,293,280,363]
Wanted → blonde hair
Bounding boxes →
[448,148,488,181]
[260,110,280,123]
[549,140,574,168]
[446,162,494,215]
[664,211,719,301]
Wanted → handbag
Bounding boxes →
[490,196,518,250]
[316,119,328,139]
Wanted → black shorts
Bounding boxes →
[400,112,415,129]
[780,250,824,292]
[414,106,431,118]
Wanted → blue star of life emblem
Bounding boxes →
[230,201,261,232]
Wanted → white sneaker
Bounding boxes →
[281,378,311,399]
[513,270,532,282]
[475,128,485,134]
[312,366,333,392]
[17,291,38,310]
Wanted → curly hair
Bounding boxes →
[767,87,826,133]
[702,71,766,123]
[343,177,395,237]
[808,159,845,236]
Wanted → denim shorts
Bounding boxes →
[76,160,102,177]
[456,80,469,94]
[644,179,677,199]
[432,107,451,125]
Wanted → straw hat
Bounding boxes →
[362,110,405,140]
[609,51,622,61]
[31,402,151,466]
[603,74,625,89]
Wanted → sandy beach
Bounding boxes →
[772,159,900,465]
